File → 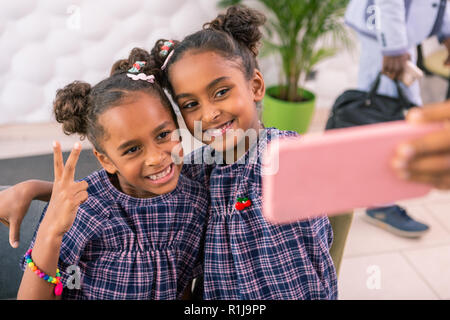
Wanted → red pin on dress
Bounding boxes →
[235,197,252,211]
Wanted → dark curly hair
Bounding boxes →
[53,47,177,154]
[149,5,266,96]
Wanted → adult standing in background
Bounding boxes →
[345,0,450,237]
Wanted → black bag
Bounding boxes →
[325,73,417,130]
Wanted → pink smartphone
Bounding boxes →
[262,121,443,224]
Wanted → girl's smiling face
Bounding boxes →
[169,51,265,155]
[94,92,183,198]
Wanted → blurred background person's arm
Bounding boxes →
[374,0,410,80]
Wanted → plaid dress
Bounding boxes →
[182,128,338,300]
[21,169,208,300]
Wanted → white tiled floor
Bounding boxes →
[403,244,450,299]
[338,252,439,300]
[339,201,450,300]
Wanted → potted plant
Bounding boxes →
[219,0,350,133]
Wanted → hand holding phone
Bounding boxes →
[262,121,443,224]
[400,60,423,87]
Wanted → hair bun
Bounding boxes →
[53,81,91,137]
[127,47,152,67]
[205,5,266,56]
[110,47,156,76]
[110,59,129,76]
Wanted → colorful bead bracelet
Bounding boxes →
[25,249,63,296]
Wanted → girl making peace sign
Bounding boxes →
[16,53,208,300]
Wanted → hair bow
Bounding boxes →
[160,41,174,58]
[128,61,146,73]
[160,40,175,71]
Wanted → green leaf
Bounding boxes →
[217,0,352,102]
[260,40,281,58]
[306,48,338,73]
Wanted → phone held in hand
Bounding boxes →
[262,121,443,224]
[401,60,423,87]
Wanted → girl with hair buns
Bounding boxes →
[152,5,337,299]
[16,48,209,300]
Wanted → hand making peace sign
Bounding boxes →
[42,141,89,237]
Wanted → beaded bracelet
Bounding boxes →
[25,249,63,296]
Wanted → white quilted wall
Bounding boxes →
[0,0,231,125]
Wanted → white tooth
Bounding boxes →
[206,129,222,137]
[205,121,232,137]
[149,165,171,180]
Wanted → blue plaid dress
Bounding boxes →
[22,169,209,300]
[182,128,338,300]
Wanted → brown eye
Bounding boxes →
[124,146,140,155]
[182,101,199,109]
[215,88,229,98]
[157,131,171,140]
